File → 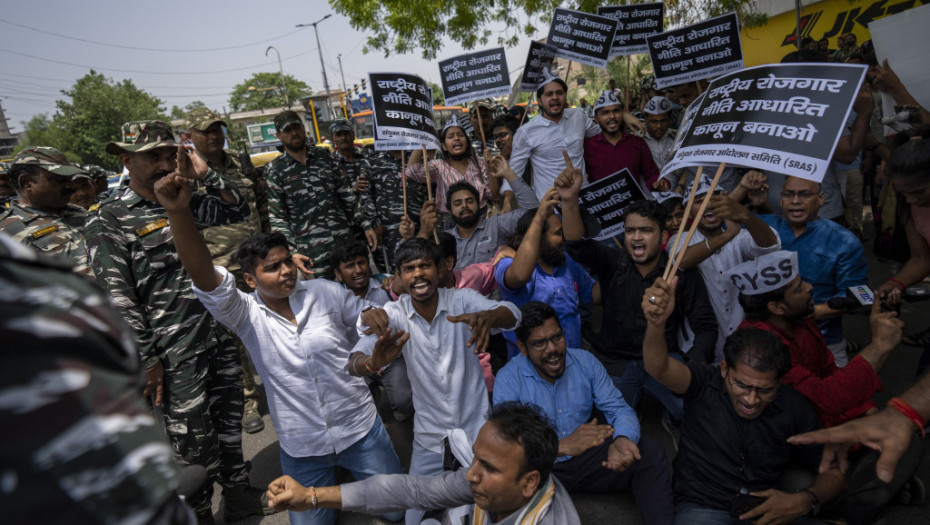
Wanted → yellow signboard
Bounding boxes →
[741,0,926,67]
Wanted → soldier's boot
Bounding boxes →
[221,485,279,522]
[241,398,264,434]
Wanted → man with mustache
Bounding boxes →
[85,121,271,523]
[0,147,93,276]
[583,89,660,190]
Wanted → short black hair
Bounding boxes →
[490,114,520,134]
[329,240,369,271]
[509,208,555,249]
[658,195,683,218]
[394,238,441,269]
[487,402,559,485]
[738,282,790,322]
[436,231,457,267]
[722,327,792,378]
[446,181,480,213]
[235,232,290,274]
[536,77,568,99]
[515,302,560,343]
[622,199,666,232]
[890,125,930,189]
[8,164,42,193]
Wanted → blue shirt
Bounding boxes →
[760,215,868,344]
[493,347,640,459]
[495,254,595,358]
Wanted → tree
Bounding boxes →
[426,81,445,105]
[331,0,765,60]
[170,100,207,120]
[228,72,311,112]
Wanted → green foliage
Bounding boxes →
[18,71,166,169]
[331,0,765,60]
[568,54,653,108]
[228,72,311,112]
[170,100,207,120]
[426,81,445,105]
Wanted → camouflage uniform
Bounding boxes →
[0,161,15,207]
[365,150,428,272]
[265,139,376,279]
[0,147,93,276]
[86,121,254,515]
[0,232,196,525]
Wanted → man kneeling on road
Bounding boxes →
[154,173,403,525]
[494,301,674,525]
[642,277,847,524]
[265,402,581,524]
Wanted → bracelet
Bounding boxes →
[887,277,907,290]
[310,486,318,509]
[704,238,712,252]
[888,397,926,438]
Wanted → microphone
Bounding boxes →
[827,285,875,311]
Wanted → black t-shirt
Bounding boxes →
[673,362,823,510]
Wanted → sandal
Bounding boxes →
[898,476,926,507]
[902,326,930,347]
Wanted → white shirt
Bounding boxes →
[363,278,390,306]
[509,107,601,199]
[644,131,676,169]
[354,287,521,453]
[193,267,376,458]
[668,227,781,360]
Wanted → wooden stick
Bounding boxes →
[421,144,439,243]
[694,80,704,96]
[475,102,487,151]
[519,94,533,126]
[663,166,704,280]
[401,151,407,217]
[612,236,623,251]
[663,163,726,280]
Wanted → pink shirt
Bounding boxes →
[404,157,490,212]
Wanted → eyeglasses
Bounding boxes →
[726,373,776,397]
[526,331,565,352]
[780,191,818,201]
[492,132,512,142]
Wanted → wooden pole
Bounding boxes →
[475,102,487,152]
[663,163,726,280]
[519,94,533,126]
[663,166,704,280]
[421,144,439,243]
[694,80,704,96]
[401,151,407,217]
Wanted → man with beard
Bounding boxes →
[494,302,675,525]
[350,238,521,525]
[760,176,868,367]
[265,110,377,280]
[0,147,93,276]
[558,168,716,423]
[442,155,538,269]
[734,252,921,525]
[583,90,660,189]
[157,176,403,525]
[495,187,600,358]
[642,96,675,170]
[510,71,644,200]
[667,176,780,362]
[84,121,270,523]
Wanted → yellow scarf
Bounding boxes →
[471,477,555,525]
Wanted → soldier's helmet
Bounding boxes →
[13,147,89,177]
[105,121,178,155]
[186,107,226,131]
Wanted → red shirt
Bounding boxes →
[741,318,881,427]
[583,132,660,189]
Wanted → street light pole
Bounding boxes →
[265,45,290,108]
[296,15,334,117]
[337,53,347,94]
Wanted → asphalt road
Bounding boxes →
[210,216,930,525]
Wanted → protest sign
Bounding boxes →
[369,72,440,150]
[520,41,558,92]
[579,169,648,240]
[661,63,867,183]
[646,12,743,89]
[597,3,664,57]
[546,8,618,69]
[439,47,511,106]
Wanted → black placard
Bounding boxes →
[439,47,512,106]
[579,169,647,240]
[597,3,664,57]
[646,12,743,89]
[661,63,868,183]
[519,41,559,92]
[369,72,440,150]
[546,8,618,69]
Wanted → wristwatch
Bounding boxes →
[799,489,821,516]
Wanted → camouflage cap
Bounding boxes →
[105,120,178,155]
[329,118,353,134]
[0,161,9,175]
[12,147,88,177]
[274,110,302,132]
[185,107,226,131]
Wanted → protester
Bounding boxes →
[642,278,847,524]
[496,188,599,357]
[266,403,581,524]
[349,238,521,525]
[833,33,859,63]
[494,302,675,525]
[653,191,685,238]
[642,96,676,170]
[468,100,494,154]
[490,113,525,210]
[265,110,377,280]
[579,97,594,119]
[583,89,660,188]
[0,147,93,276]
[760,176,868,367]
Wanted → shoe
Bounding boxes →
[221,485,280,522]
[661,410,680,453]
[241,401,264,434]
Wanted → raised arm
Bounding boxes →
[641,277,692,394]
[554,163,585,241]
[487,154,539,210]
[503,188,558,289]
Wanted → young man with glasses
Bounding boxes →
[760,176,868,366]
[494,302,674,525]
[641,275,847,525]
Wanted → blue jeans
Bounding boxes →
[612,357,684,422]
[406,440,445,525]
[279,416,403,525]
[674,502,821,525]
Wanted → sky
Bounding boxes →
[0,0,543,132]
